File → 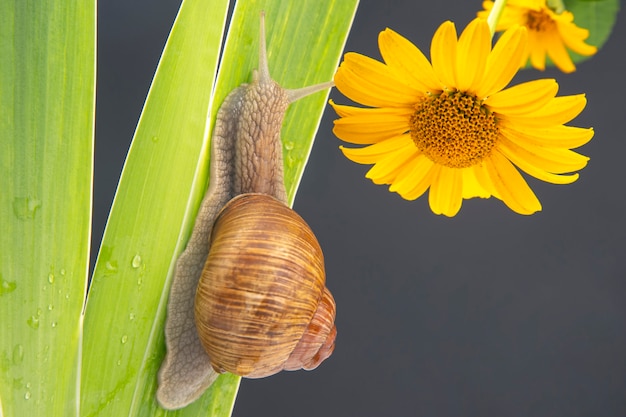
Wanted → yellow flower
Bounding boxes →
[478,0,597,73]
[331,18,593,216]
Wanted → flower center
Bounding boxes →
[525,9,556,32]
[409,91,498,168]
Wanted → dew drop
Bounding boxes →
[27,316,40,329]
[104,261,118,274]
[129,312,136,321]
[151,135,159,143]
[131,254,142,269]
[48,274,55,284]
[12,344,24,365]
[60,269,66,276]
[137,276,143,286]
[24,391,31,400]
[48,304,54,311]
[284,141,295,151]
[121,335,128,344]
[51,322,57,328]
[117,359,122,366]
[286,154,296,168]
[0,277,17,296]
[13,196,42,220]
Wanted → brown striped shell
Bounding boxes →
[194,193,337,377]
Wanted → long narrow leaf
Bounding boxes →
[81,0,358,416]
[0,1,96,416]
[80,1,231,416]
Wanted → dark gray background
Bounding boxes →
[97,1,625,416]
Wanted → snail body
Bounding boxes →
[156,12,336,410]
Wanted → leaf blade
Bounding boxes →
[0,1,96,416]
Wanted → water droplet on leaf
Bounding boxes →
[13,345,24,365]
[0,277,17,296]
[13,196,41,220]
[131,254,142,269]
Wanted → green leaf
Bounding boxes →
[0,1,96,416]
[563,0,619,63]
[81,0,358,416]
[80,0,231,416]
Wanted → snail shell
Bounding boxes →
[195,193,336,378]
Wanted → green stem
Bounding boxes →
[486,0,508,37]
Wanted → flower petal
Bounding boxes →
[379,28,442,93]
[461,167,491,198]
[428,166,463,216]
[485,150,542,215]
[474,25,527,98]
[329,100,410,117]
[544,28,576,73]
[498,123,594,148]
[498,140,580,184]
[528,30,547,71]
[389,153,435,200]
[474,161,501,199]
[557,19,597,56]
[340,134,413,164]
[498,133,589,173]
[430,21,458,90]
[456,18,491,93]
[334,53,420,108]
[365,144,419,184]
[485,79,558,115]
[332,109,412,145]
[501,94,587,127]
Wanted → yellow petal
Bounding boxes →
[340,134,413,164]
[473,161,501,199]
[558,20,597,56]
[389,153,435,200]
[485,150,542,215]
[456,18,490,93]
[333,111,411,145]
[461,167,491,199]
[528,30,547,71]
[501,94,587,127]
[365,144,418,184]
[474,25,527,98]
[497,140,581,184]
[498,123,593,149]
[484,79,558,115]
[378,28,442,93]
[544,28,576,73]
[329,100,410,118]
[334,53,420,108]
[430,21,458,90]
[428,166,463,216]
[498,133,589,173]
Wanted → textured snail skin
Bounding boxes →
[156,13,334,410]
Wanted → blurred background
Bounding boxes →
[96,1,625,416]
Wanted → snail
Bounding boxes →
[156,12,337,410]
